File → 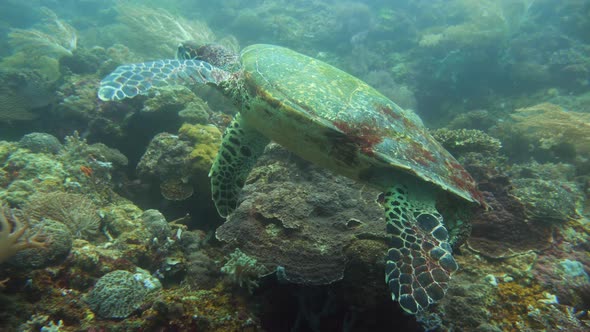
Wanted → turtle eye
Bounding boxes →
[176,42,199,60]
[176,44,187,60]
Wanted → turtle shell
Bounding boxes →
[239,44,484,206]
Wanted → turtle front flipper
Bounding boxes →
[98,59,230,101]
[383,184,458,314]
[210,113,269,218]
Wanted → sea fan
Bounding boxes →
[8,7,77,58]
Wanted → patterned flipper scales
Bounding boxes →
[209,113,269,218]
[383,184,458,314]
[98,59,230,101]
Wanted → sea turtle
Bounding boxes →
[98,42,485,314]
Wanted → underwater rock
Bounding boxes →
[159,178,193,201]
[141,209,171,242]
[560,259,589,279]
[447,110,497,131]
[59,47,109,75]
[178,123,223,175]
[184,250,218,290]
[55,74,103,125]
[510,162,577,183]
[0,70,55,122]
[137,132,194,200]
[136,132,191,182]
[510,178,581,223]
[86,143,129,169]
[431,128,502,157]
[6,219,72,270]
[86,268,162,319]
[3,144,66,186]
[0,141,17,163]
[436,280,495,330]
[178,100,211,125]
[141,86,200,114]
[467,176,553,258]
[101,201,144,236]
[216,144,386,285]
[18,132,62,154]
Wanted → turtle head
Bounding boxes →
[177,41,239,71]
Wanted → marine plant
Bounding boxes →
[116,4,216,57]
[8,7,77,59]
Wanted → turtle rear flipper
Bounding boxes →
[210,113,269,218]
[98,59,230,101]
[383,184,458,314]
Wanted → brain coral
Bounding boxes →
[86,269,161,319]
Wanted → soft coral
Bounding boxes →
[0,205,47,263]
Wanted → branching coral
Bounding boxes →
[8,7,77,58]
[0,204,47,263]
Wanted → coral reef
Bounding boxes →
[1,1,590,330]
[221,248,267,293]
[18,133,62,155]
[510,178,581,224]
[466,176,553,259]
[137,133,192,182]
[85,268,162,319]
[141,86,202,115]
[496,103,590,163]
[178,99,212,125]
[24,192,101,239]
[5,218,72,271]
[141,209,171,242]
[114,4,216,58]
[8,7,77,58]
[0,70,55,123]
[432,128,502,156]
[178,123,223,175]
[0,204,47,264]
[216,144,387,285]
